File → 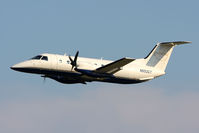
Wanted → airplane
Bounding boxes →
[11,41,191,84]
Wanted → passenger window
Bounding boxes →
[41,56,48,61]
[31,55,42,60]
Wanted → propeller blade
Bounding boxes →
[69,55,73,62]
[71,66,74,71]
[74,51,79,63]
[68,51,79,71]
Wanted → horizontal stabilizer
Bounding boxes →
[159,41,191,46]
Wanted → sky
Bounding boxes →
[0,0,199,133]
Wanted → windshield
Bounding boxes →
[41,56,48,61]
[31,55,42,60]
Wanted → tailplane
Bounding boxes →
[144,41,191,72]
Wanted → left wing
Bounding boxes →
[94,57,135,74]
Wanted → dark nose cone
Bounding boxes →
[10,61,32,73]
[10,64,23,72]
[10,66,15,70]
[10,66,20,71]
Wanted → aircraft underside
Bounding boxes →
[12,67,146,84]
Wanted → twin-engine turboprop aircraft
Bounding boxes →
[11,41,191,84]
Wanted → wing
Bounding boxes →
[94,57,135,74]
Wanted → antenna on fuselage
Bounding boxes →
[41,75,47,84]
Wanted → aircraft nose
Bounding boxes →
[10,66,15,70]
[10,61,32,72]
[10,63,24,71]
[10,64,20,71]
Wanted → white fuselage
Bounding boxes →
[11,53,164,84]
[11,41,190,84]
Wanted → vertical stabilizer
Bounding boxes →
[144,41,191,72]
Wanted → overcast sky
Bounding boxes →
[1,0,199,133]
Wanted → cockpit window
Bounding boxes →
[31,55,42,60]
[41,56,48,61]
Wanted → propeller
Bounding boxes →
[69,51,79,71]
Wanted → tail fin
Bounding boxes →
[144,41,191,72]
